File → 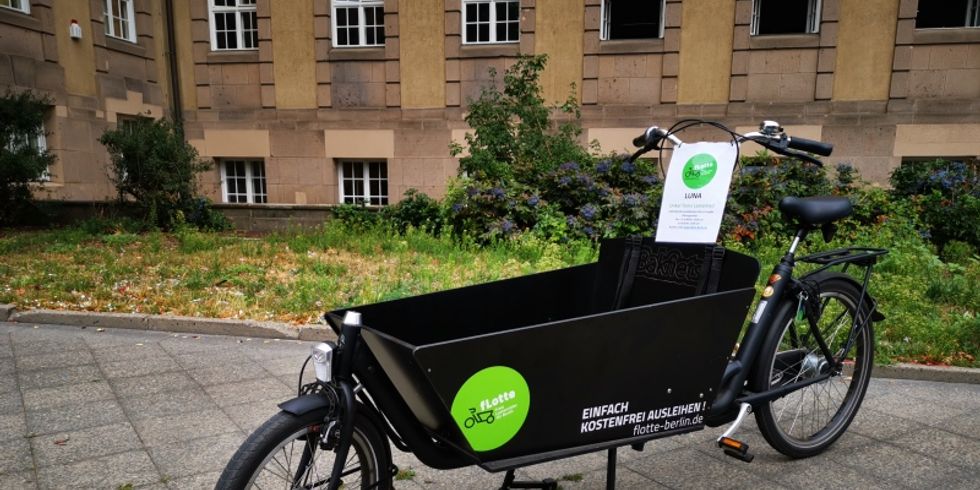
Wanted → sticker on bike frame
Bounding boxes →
[450,365,531,452]
[752,300,768,324]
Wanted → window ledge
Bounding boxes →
[598,38,665,55]
[207,50,260,64]
[0,6,41,31]
[328,47,386,61]
[212,202,337,211]
[912,27,980,45]
[748,33,820,49]
[458,43,520,58]
[105,37,146,57]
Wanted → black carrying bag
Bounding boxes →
[593,237,732,311]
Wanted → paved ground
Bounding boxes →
[0,321,977,490]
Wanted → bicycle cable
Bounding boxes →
[657,119,744,178]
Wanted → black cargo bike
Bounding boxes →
[216,120,887,489]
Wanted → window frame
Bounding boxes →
[208,0,259,51]
[0,0,30,14]
[35,127,49,182]
[750,0,822,36]
[104,0,138,43]
[915,0,980,29]
[220,158,268,204]
[337,159,389,206]
[599,0,666,41]
[331,0,385,48]
[461,0,521,45]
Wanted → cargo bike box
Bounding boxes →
[328,238,760,471]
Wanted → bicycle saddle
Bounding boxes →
[779,196,853,226]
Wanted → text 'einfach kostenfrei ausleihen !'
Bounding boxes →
[579,401,707,437]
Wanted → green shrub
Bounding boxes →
[0,90,55,226]
[447,56,666,242]
[383,189,444,234]
[100,117,224,230]
[452,54,589,185]
[940,240,977,265]
[332,203,382,230]
[889,159,980,250]
[723,153,835,242]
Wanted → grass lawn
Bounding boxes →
[1,220,976,367]
[0,223,595,324]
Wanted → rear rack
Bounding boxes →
[797,247,888,267]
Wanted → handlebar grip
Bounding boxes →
[786,136,833,157]
[633,127,665,148]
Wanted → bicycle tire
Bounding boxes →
[751,273,874,458]
[215,408,392,490]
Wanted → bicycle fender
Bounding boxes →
[278,394,333,416]
[798,271,885,322]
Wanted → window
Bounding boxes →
[222,159,267,204]
[0,0,29,14]
[916,0,980,28]
[5,124,49,182]
[333,0,385,47]
[338,160,388,205]
[600,0,665,40]
[209,0,258,50]
[462,0,519,44]
[750,0,821,35]
[104,0,137,42]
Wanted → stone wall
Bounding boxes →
[4,0,979,209]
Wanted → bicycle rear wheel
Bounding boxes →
[752,273,874,458]
[215,408,392,489]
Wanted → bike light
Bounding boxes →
[311,342,334,383]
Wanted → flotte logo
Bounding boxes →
[450,366,530,452]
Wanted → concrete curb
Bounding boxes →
[8,309,336,341]
[5,309,978,384]
[0,304,14,322]
[873,363,980,385]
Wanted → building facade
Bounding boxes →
[2,0,979,208]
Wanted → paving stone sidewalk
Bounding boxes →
[1,321,977,489]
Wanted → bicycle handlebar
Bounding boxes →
[628,121,832,165]
[786,136,833,157]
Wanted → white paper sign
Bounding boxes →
[655,142,738,243]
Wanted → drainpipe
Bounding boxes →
[164,0,183,133]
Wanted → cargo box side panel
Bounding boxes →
[334,264,597,346]
[413,287,756,463]
[361,329,448,431]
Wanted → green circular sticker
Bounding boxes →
[682,153,718,189]
[450,366,530,452]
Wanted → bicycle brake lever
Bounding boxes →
[625,143,656,164]
[781,148,823,166]
[747,136,823,166]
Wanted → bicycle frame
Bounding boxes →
[284,119,888,488]
[706,228,886,422]
[635,124,888,424]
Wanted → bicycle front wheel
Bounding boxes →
[215,408,392,490]
[751,273,874,458]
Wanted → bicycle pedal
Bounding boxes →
[718,436,754,463]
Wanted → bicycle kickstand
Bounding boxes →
[499,469,557,490]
